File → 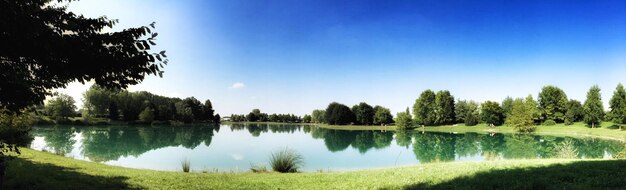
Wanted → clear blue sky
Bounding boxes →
[60,0,626,116]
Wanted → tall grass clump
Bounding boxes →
[269,148,304,173]
[181,159,190,173]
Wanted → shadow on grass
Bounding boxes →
[402,160,626,190]
[2,157,140,190]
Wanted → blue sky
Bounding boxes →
[59,0,626,115]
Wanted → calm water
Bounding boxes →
[30,124,624,172]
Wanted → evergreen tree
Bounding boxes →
[609,83,626,126]
[506,98,535,133]
[583,85,604,128]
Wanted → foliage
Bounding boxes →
[269,148,304,173]
[352,102,375,125]
[565,100,584,125]
[395,108,413,130]
[505,98,536,133]
[456,100,479,126]
[0,109,34,155]
[413,90,437,126]
[480,101,504,126]
[501,96,514,117]
[583,85,604,128]
[525,95,541,123]
[250,163,268,173]
[43,94,77,122]
[311,110,326,123]
[542,119,556,126]
[538,85,569,123]
[108,102,119,120]
[435,90,456,125]
[0,0,168,112]
[139,107,155,123]
[614,145,626,159]
[373,106,393,125]
[302,114,312,123]
[609,83,626,125]
[324,102,355,125]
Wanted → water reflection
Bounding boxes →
[31,124,624,167]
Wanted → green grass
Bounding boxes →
[319,122,626,141]
[4,149,626,189]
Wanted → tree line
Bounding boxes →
[229,109,305,123]
[41,85,220,124]
[314,84,626,133]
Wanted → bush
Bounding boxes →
[543,119,557,126]
[395,112,413,130]
[269,148,304,173]
[564,119,574,126]
[250,163,268,173]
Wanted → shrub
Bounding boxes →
[181,159,190,173]
[564,119,574,126]
[543,119,556,126]
[269,148,304,173]
[395,111,413,130]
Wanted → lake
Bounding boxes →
[29,123,624,172]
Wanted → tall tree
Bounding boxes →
[501,96,514,117]
[43,94,77,122]
[506,98,535,133]
[525,95,541,123]
[435,90,455,125]
[455,100,468,123]
[464,101,480,126]
[480,101,504,126]
[609,83,626,125]
[583,85,604,128]
[413,90,437,126]
[311,109,326,123]
[373,106,393,125]
[324,102,355,125]
[352,102,375,125]
[0,0,168,112]
[395,107,413,130]
[202,100,215,122]
[565,100,584,125]
[538,85,569,123]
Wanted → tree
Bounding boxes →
[538,85,569,123]
[501,96,514,117]
[311,110,326,123]
[455,100,468,123]
[0,1,168,112]
[525,95,541,123]
[435,90,455,125]
[82,85,114,117]
[373,106,393,125]
[303,114,312,123]
[413,90,437,126]
[324,102,355,125]
[352,102,374,125]
[583,85,604,128]
[43,94,77,122]
[139,107,155,123]
[108,102,119,120]
[506,98,535,133]
[564,100,584,125]
[480,101,504,126]
[464,101,480,126]
[202,100,215,122]
[395,108,413,130]
[609,83,626,126]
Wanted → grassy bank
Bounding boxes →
[4,149,626,189]
[318,122,626,141]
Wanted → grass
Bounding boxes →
[318,122,626,141]
[181,159,190,173]
[269,148,304,173]
[4,149,626,189]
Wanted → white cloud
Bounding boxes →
[230,153,244,161]
[229,82,245,89]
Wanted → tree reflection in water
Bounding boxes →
[31,124,624,164]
